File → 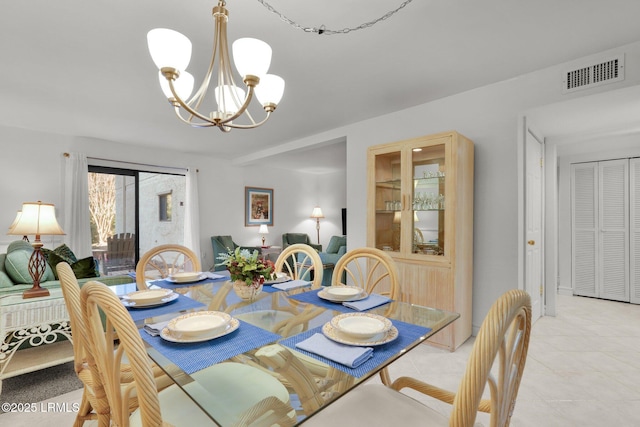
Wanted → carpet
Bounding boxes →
[1,362,82,411]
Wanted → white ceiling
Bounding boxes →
[3,0,640,170]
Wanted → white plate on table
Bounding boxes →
[167,311,231,338]
[321,321,398,347]
[166,272,207,283]
[160,317,240,343]
[122,289,177,308]
[318,288,368,303]
[330,313,392,340]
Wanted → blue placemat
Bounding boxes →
[125,294,205,322]
[287,289,393,313]
[140,320,281,375]
[279,319,431,378]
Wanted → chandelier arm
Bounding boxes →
[219,112,272,129]
[217,84,257,125]
[167,78,218,124]
[173,107,218,127]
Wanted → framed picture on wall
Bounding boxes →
[245,187,274,226]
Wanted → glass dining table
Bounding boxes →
[113,275,459,426]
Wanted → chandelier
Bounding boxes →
[147,0,285,132]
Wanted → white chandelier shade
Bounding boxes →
[147,28,192,71]
[146,1,285,132]
[232,38,272,78]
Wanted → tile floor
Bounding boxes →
[2,293,639,426]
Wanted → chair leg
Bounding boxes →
[379,367,391,386]
[73,390,94,427]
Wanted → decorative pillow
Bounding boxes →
[0,254,11,288]
[325,236,347,254]
[48,252,98,280]
[5,242,56,284]
[42,243,78,265]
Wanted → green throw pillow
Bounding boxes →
[5,242,55,284]
[325,236,347,254]
[42,243,78,265]
[0,271,13,288]
[48,252,98,280]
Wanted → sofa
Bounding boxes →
[317,235,347,286]
[281,233,322,252]
[211,235,263,271]
[0,240,134,297]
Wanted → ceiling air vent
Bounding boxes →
[563,54,624,94]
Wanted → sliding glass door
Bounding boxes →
[88,166,185,276]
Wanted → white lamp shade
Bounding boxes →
[8,202,65,236]
[8,211,22,231]
[232,38,272,78]
[258,224,269,234]
[215,85,246,114]
[310,207,324,219]
[159,70,194,100]
[255,74,285,106]
[147,28,192,71]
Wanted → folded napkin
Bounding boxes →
[296,333,373,368]
[342,293,392,311]
[272,279,311,291]
[203,271,225,280]
[143,320,170,337]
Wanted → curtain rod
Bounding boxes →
[63,152,198,172]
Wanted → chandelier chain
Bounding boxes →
[255,0,414,35]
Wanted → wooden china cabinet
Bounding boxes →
[367,131,474,350]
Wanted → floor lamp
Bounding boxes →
[310,207,324,245]
[8,201,66,298]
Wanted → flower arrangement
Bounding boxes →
[216,247,275,287]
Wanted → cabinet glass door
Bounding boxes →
[373,150,402,252]
[411,144,446,256]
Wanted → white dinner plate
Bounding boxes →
[160,318,240,343]
[122,291,178,308]
[322,321,398,347]
[330,313,392,340]
[166,272,207,283]
[167,311,232,338]
[318,288,368,303]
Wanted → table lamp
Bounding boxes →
[8,201,66,298]
[258,224,269,247]
[310,206,324,245]
[8,211,29,242]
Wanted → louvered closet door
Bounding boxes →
[599,159,629,302]
[572,163,598,297]
[631,158,640,304]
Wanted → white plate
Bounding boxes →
[122,291,178,308]
[123,288,174,304]
[330,313,392,340]
[318,288,368,303]
[167,311,231,338]
[324,286,363,301]
[160,318,240,343]
[322,321,398,347]
[166,272,207,283]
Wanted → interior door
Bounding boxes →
[525,129,543,323]
[571,163,598,297]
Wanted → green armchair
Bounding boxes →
[318,235,347,286]
[211,236,262,271]
[281,233,322,252]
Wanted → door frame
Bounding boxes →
[518,115,556,317]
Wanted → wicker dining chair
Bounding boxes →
[57,262,173,426]
[135,244,201,289]
[302,289,533,427]
[275,243,324,289]
[331,247,400,300]
[80,281,296,427]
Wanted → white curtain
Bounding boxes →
[62,152,92,258]
[184,167,201,265]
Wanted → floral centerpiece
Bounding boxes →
[216,247,275,287]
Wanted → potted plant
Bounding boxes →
[216,247,275,300]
